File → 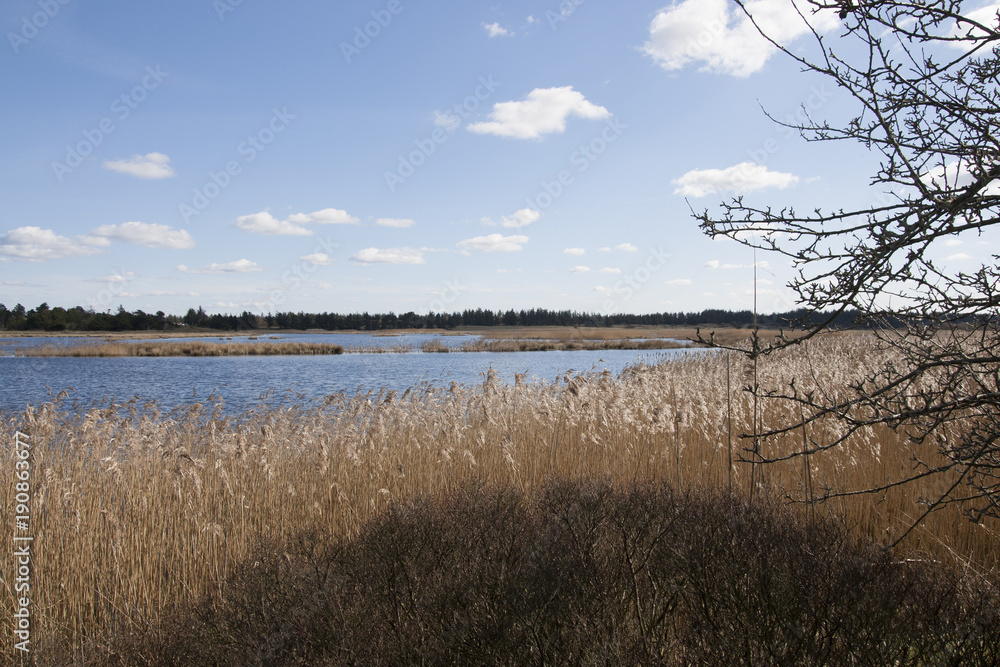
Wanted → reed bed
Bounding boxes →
[424,337,693,353]
[14,341,345,357]
[13,337,691,357]
[1,332,997,659]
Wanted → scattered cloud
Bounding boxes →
[945,239,963,247]
[467,86,611,140]
[376,218,416,228]
[235,212,313,236]
[287,208,360,225]
[483,208,542,228]
[666,278,693,286]
[705,259,720,268]
[89,221,194,249]
[351,247,426,264]
[569,265,591,273]
[643,0,840,77]
[301,252,333,266]
[102,152,175,179]
[673,162,799,197]
[600,267,621,274]
[457,233,529,253]
[483,22,510,37]
[176,259,262,274]
[946,252,972,261]
[616,243,637,252]
[564,247,586,256]
[0,226,105,262]
[598,246,612,252]
[235,208,359,236]
[433,110,461,131]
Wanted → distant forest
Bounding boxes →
[0,302,861,333]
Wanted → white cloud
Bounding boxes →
[569,265,591,273]
[598,246,612,252]
[287,208,360,225]
[600,267,621,274]
[616,243,637,252]
[457,233,529,253]
[467,86,611,139]
[950,3,1000,42]
[376,218,416,228]
[945,239,963,247]
[89,221,194,249]
[235,208,359,236]
[705,259,720,268]
[482,208,542,228]
[564,247,586,256]
[0,226,105,262]
[235,212,313,236]
[673,162,799,197]
[946,253,972,261]
[102,152,175,179]
[176,259,262,274]
[483,22,510,37]
[643,0,839,77]
[433,110,461,131]
[301,252,333,266]
[350,247,426,264]
[666,278,694,286]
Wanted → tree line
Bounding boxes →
[0,302,861,333]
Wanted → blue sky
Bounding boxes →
[1,0,986,317]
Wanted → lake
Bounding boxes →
[1,333,702,413]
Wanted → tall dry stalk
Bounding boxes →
[0,333,997,658]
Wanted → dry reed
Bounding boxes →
[15,341,345,357]
[1,332,997,658]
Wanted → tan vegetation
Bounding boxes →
[12,336,695,357]
[14,340,345,357]
[1,332,997,658]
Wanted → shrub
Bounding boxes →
[104,480,999,666]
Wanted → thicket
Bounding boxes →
[101,481,999,666]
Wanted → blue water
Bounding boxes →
[0,333,699,413]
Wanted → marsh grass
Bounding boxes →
[15,341,345,357]
[14,336,689,357]
[1,332,998,660]
[422,338,692,353]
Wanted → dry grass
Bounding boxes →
[1,332,997,659]
[14,341,345,357]
[420,337,693,353]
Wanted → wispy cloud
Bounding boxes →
[350,247,426,264]
[457,234,529,253]
[102,152,176,179]
[376,218,416,228]
[176,259,262,274]
[235,208,360,236]
[89,221,194,249]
